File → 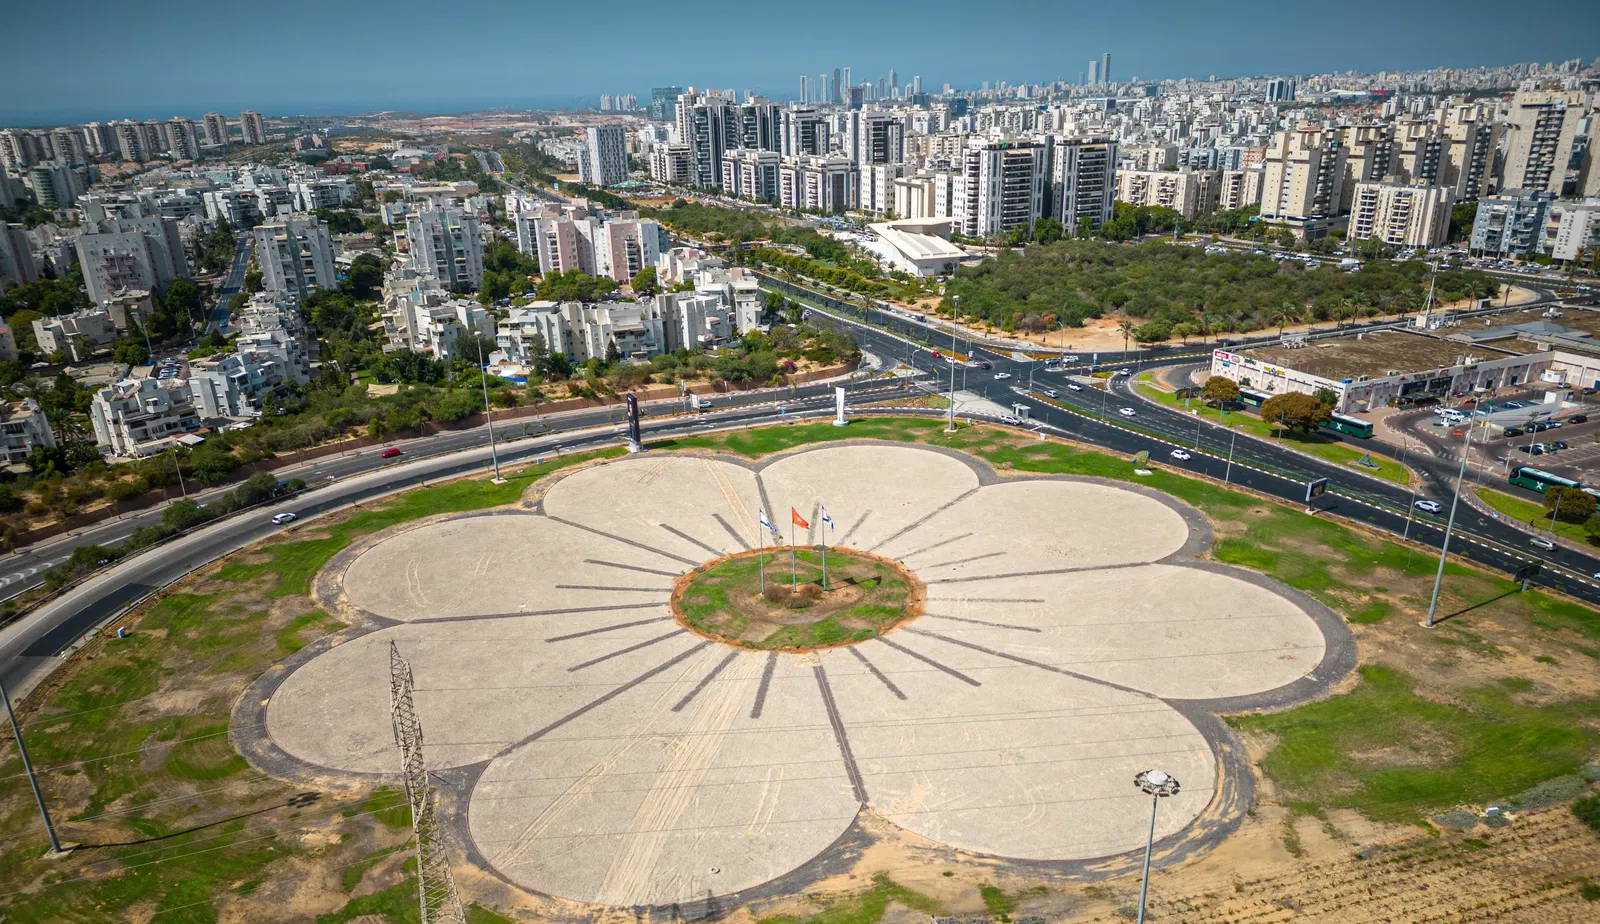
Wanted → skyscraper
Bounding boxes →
[842,67,852,94]
[1101,53,1111,85]
[799,75,808,103]
[912,75,922,95]
[889,69,898,96]
[580,126,629,187]
[820,74,829,105]
[832,69,842,104]
[1087,60,1099,86]
[202,113,229,148]
[648,87,684,121]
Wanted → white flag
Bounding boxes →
[820,506,834,532]
[759,508,779,538]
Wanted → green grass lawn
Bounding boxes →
[1232,665,1600,823]
[1134,381,1412,485]
[1475,485,1599,548]
[680,549,910,648]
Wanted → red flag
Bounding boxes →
[791,507,810,529]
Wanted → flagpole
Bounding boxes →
[758,522,765,593]
[790,518,797,589]
[821,513,828,590]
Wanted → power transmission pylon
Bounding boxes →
[389,642,467,924]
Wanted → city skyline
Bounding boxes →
[2,0,1598,126]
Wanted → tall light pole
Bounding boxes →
[1,674,62,855]
[1133,770,1180,924]
[1425,418,1477,628]
[1225,430,1236,485]
[475,336,504,484]
[946,296,959,432]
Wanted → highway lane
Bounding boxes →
[0,375,903,601]
[0,381,917,698]
[804,297,1600,606]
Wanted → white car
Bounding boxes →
[1041,388,1059,398]
[1119,407,1136,417]
[1062,355,1080,362]
[1170,449,1192,461]
[1066,382,1083,391]
[1116,367,1133,376]
[1413,499,1443,514]
[271,512,298,525]
[994,372,1012,380]
[999,414,1021,425]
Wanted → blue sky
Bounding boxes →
[2,0,1595,126]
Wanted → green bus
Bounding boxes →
[1508,465,1581,495]
[1320,413,1374,438]
[1239,388,1269,408]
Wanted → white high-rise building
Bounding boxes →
[1047,136,1116,233]
[721,149,781,203]
[240,110,266,145]
[778,156,856,213]
[1347,181,1454,249]
[77,216,189,304]
[579,125,629,187]
[407,207,483,290]
[254,218,337,298]
[955,138,1045,239]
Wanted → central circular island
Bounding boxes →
[673,547,924,649]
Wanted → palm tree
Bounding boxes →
[1271,304,1299,340]
[1118,319,1137,356]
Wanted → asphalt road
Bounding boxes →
[206,233,252,333]
[796,292,1600,607]
[0,376,917,697]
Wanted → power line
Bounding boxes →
[390,641,466,924]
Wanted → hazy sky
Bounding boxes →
[3,0,1596,125]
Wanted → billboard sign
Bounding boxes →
[1304,478,1328,503]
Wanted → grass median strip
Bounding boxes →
[1134,381,1411,485]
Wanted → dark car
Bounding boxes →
[1570,414,1589,424]
[1528,421,1554,432]
[1503,427,1525,438]
[1549,440,1569,451]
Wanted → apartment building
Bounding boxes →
[1440,102,1496,201]
[112,120,148,162]
[1339,124,1392,211]
[779,156,856,213]
[1218,165,1266,211]
[165,118,202,160]
[859,163,906,216]
[0,223,38,291]
[254,218,337,297]
[1347,181,1455,249]
[649,143,693,185]
[77,216,189,304]
[33,307,117,362]
[1260,127,1347,233]
[498,300,670,365]
[240,110,266,145]
[1470,189,1553,256]
[600,219,663,284]
[1116,167,1217,219]
[90,376,203,458]
[1391,119,1443,186]
[202,112,229,148]
[847,112,905,166]
[1046,136,1116,233]
[955,138,1045,239]
[1,399,55,465]
[406,207,483,290]
[579,125,629,187]
[781,108,830,157]
[721,148,781,203]
[1544,200,1600,263]
[1500,89,1587,195]
[189,336,310,418]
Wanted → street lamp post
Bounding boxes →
[1133,770,1181,924]
[946,296,959,432]
[1,674,61,855]
[1225,429,1236,485]
[1425,418,1478,628]
[476,337,504,483]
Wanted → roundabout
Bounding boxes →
[251,442,1347,910]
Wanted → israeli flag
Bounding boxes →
[759,508,779,538]
[820,506,834,532]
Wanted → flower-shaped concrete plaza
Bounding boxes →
[248,442,1350,909]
